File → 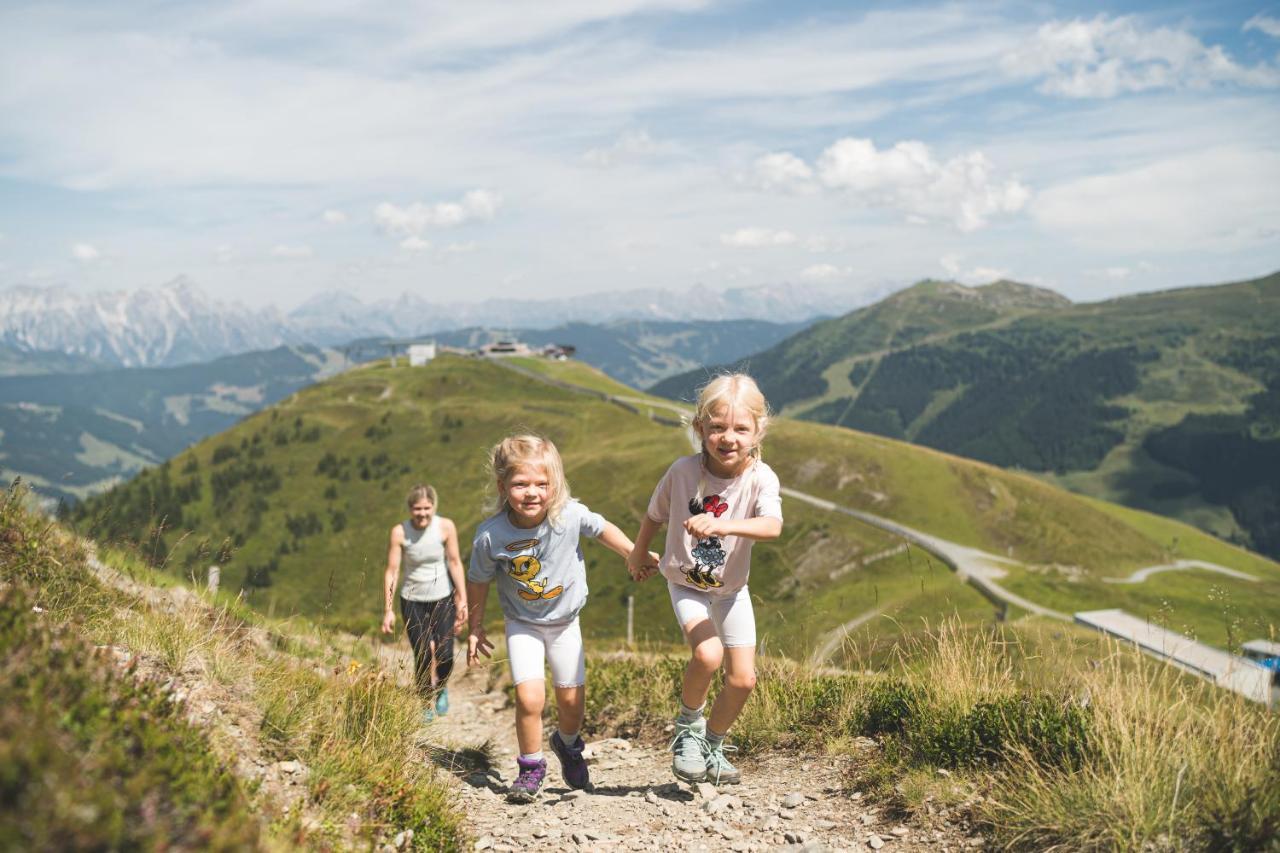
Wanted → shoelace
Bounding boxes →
[705,743,739,784]
[669,725,709,758]
[515,766,544,787]
[561,740,585,765]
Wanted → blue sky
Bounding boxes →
[1,0,1278,309]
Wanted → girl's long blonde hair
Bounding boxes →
[485,433,571,525]
[689,373,771,459]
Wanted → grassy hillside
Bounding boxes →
[653,272,1280,560]
[72,355,1278,657]
[2,484,465,850]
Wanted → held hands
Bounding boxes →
[626,548,661,582]
[467,626,494,667]
[380,610,396,635]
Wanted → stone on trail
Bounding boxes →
[473,838,494,851]
[868,834,884,849]
[782,793,805,809]
[695,781,719,799]
[645,790,660,805]
[784,830,807,844]
[891,826,909,837]
[702,795,732,815]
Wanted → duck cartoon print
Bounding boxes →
[507,552,564,602]
[684,494,728,590]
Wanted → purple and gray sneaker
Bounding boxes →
[506,757,547,804]
[551,731,591,790]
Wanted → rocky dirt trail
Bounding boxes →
[82,549,981,851]
[416,659,983,853]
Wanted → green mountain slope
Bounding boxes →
[650,279,1069,410]
[0,345,345,502]
[652,272,1280,559]
[72,355,1278,659]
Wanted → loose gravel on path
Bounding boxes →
[422,663,981,852]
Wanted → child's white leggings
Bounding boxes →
[668,581,757,647]
[505,615,586,688]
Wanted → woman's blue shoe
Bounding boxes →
[434,689,449,716]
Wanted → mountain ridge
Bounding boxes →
[0,278,870,370]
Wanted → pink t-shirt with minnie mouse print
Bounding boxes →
[645,454,783,594]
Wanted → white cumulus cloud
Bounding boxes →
[939,254,1011,284]
[322,209,347,224]
[1244,13,1280,39]
[800,263,852,281]
[720,227,798,248]
[786,137,1030,231]
[271,244,313,258]
[399,236,431,252]
[71,243,100,261]
[745,152,816,194]
[1002,15,1280,98]
[374,189,502,238]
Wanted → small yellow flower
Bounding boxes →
[347,660,361,676]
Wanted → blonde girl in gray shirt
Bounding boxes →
[467,434,657,803]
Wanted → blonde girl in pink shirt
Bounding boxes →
[628,373,783,785]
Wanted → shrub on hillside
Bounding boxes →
[0,486,258,850]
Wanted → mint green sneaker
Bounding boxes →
[670,717,709,782]
[434,689,449,716]
[705,742,741,785]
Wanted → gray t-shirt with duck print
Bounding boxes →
[468,500,606,625]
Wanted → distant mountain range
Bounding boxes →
[653,272,1280,559]
[0,278,868,371]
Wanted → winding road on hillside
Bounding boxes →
[1101,559,1259,585]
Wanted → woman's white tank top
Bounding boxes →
[400,516,452,602]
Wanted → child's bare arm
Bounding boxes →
[597,521,637,559]
[466,580,494,664]
[684,514,782,541]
